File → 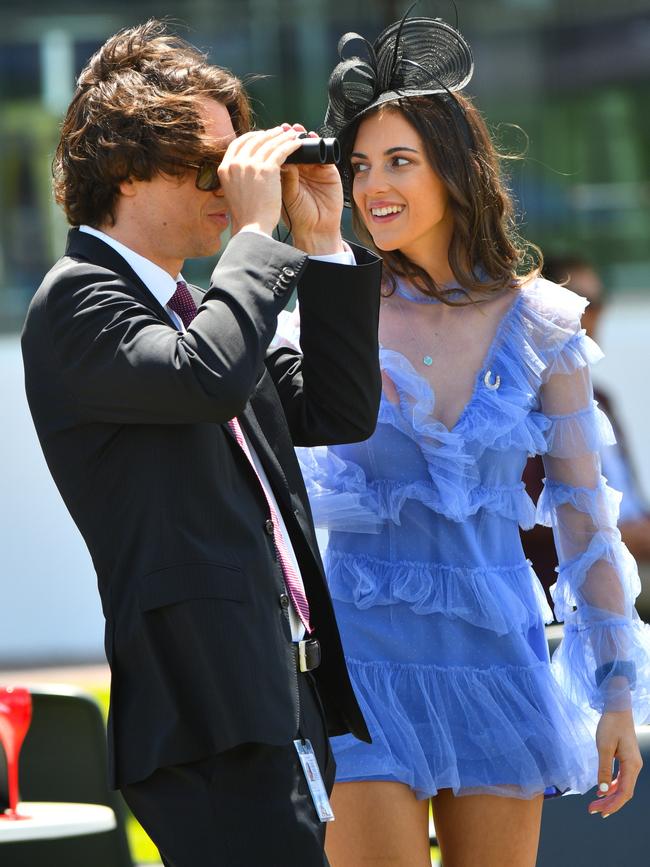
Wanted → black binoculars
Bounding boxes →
[284,135,341,165]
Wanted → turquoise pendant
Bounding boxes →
[423,355,433,366]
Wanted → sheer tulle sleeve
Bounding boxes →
[535,303,650,720]
[272,303,384,533]
[296,446,384,533]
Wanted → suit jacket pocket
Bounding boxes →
[139,561,249,611]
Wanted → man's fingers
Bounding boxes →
[212,123,314,172]
[219,127,286,168]
[221,125,319,176]
[216,127,304,235]
[253,132,303,166]
[242,127,297,160]
[221,130,302,175]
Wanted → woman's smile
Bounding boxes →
[368,201,406,223]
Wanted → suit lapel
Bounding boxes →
[236,396,323,571]
[238,374,325,573]
[65,228,184,329]
[238,398,293,511]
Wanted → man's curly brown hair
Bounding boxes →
[53,19,251,227]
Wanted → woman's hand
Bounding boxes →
[588,708,642,817]
[279,123,345,255]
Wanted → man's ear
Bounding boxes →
[118,177,137,198]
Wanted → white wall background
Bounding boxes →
[1,297,649,665]
[1,336,105,665]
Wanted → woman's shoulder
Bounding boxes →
[517,274,588,332]
[512,275,602,380]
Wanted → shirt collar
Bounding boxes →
[79,225,183,308]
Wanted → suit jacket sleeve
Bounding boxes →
[38,232,308,425]
[266,242,383,446]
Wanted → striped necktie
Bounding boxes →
[226,417,311,634]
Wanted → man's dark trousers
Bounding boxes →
[122,671,334,866]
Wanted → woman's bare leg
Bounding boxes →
[326,780,431,867]
[432,788,543,867]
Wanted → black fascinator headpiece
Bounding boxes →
[323,9,474,205]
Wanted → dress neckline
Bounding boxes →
[394,280,467,305]
[380,289,523,435]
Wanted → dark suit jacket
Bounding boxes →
[22,228,381,787]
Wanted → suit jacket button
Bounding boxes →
[279,593,290,610]
[264,519,274,535]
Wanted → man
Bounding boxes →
[21,21,381,866]
[522,255,650,609]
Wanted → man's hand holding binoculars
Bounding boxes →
[279,123,345,255]
[218,124,345,254]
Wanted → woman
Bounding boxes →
[277,14,650,867]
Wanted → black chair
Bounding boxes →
[0,684,135,867]
[537,725,650,865]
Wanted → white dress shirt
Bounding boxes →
[79,225,354,639]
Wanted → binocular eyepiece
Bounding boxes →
[284,134,341,165]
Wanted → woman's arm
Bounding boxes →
[539,357,648,815]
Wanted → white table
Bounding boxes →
[0,802,116,843]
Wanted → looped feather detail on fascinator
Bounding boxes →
[323,8,474,204]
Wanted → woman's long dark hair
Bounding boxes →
[345,93,541,303]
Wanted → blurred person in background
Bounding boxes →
[20,19,383,867]
[522,255,650,612]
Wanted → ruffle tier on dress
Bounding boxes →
[332,655,597,799]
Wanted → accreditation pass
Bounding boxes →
[293,739,335,822]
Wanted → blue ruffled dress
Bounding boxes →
[276,277,650,799]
